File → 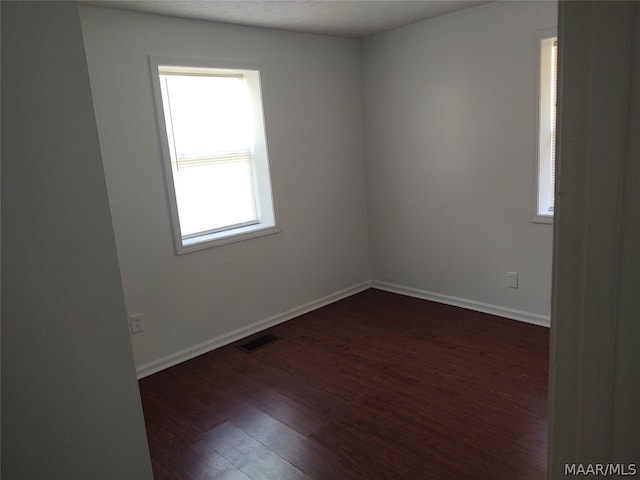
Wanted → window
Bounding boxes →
[533,30,558,223]
[150,59,277,253]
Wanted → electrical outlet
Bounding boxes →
[507,272,519,289]
[129,313,144,334]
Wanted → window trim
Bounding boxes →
[532,28,557,225]
[149,56,278,254]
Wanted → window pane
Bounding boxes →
[159,72,258,238]
[163,75,252,157]
[549,42,558,212]
[534,34,557,221]
[153,61,277,252]
[173,159,257,237]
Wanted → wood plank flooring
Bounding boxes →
[139,289,549,480]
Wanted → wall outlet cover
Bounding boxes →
[129,313,144,334]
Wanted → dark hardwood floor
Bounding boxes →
[139,289,549,480]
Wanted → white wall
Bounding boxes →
[549,2,640,475]
[79,7,371,374]
[1,2,152,478]
[80,2,557,375]
[363,1,557,324]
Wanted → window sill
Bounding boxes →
[176,224,280,254]
[531,214,554,225]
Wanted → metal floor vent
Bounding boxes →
[237,333,280,353]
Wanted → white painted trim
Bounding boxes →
[137,279,550,378]
[531,213,553,225]
[135,280,371,378]
[148,56,277,255]
[371,280,550,328]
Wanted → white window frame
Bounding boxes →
[532,28,558,224]
[149,57,278,254]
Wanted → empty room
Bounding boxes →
[2,1,638,479]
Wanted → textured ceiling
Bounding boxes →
[82,1,492,38]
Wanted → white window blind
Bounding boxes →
[534,32,558,222]
[549,40,558,213]
[159,71,258,238]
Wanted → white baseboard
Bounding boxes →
[136,279,549,378]
[135,280,371,378]
[371,280,550,328]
